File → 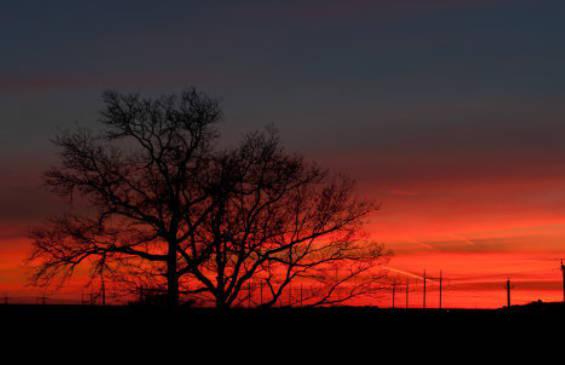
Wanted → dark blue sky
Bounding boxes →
[1,0,565,229]
[3,0,565,158]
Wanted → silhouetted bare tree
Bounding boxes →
[30,88,386,309]
[30,88,221,308]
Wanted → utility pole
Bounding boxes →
[405,280,409,309]
[423,271,427,309]
[506,278,511,308]
[561,259,565,303]
[100,275,106,306]
[439,270,443,310]
[259,280,264,306]
[288,284,292,307]
[248,282,252,308]
[391,280,397,309]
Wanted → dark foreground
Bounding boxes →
[2,303,563,354]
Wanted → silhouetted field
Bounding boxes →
[2,302,563,346]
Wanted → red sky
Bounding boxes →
[360,175,565,308]
[1,166,564,308]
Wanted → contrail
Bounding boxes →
[384,266,427,280]
[402,239,435,250]
[449,234,477,247]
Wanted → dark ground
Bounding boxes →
[1,303,563,357]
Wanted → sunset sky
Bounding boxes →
[2,0,565,308]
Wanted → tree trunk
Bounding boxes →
[215,290,229,311]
